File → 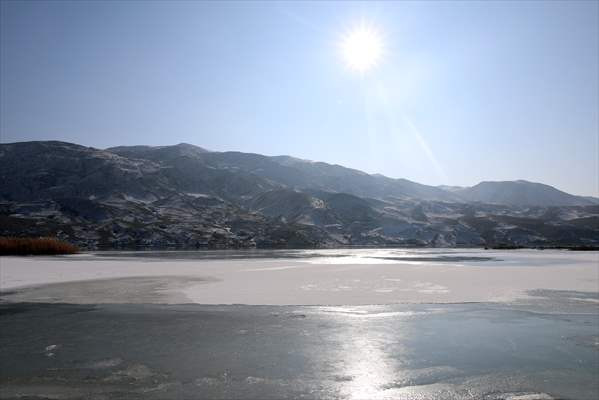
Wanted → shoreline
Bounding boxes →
[2,244,595,254]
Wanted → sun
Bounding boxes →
[341,25,384,73]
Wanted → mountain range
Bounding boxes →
[1,140,597,249]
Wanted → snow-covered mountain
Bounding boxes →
[1,141,597,249]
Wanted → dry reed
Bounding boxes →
[0,237,79,255]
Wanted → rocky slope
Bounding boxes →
[1,141,597,249]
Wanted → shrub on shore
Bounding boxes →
[0,237,79,255]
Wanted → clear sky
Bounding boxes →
[1,1,597,196]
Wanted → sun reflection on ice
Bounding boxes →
[322,306,411,399]
[345,336,394,399]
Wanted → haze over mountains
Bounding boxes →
[1,141,597,249]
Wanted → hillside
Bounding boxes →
[1,141,597,249]
[455,180,597,207]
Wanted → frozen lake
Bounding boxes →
[1,248,598,305]
[1,249,598,399]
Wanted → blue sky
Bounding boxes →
[1,1,597,196]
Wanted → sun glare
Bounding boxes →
[341,25,384,72]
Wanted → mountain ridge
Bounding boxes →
[105,142,596,205]
[1,140,597,249]
[454,180,597,207]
